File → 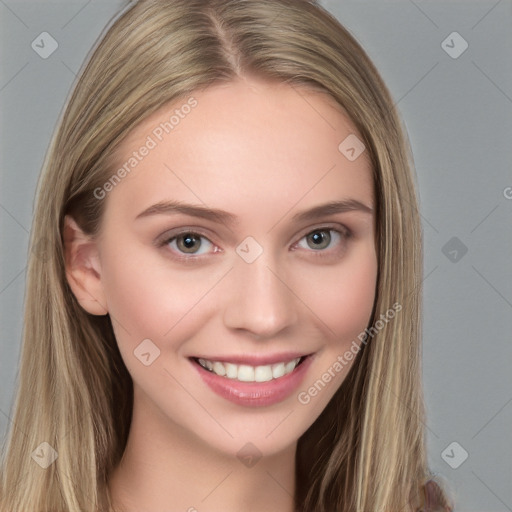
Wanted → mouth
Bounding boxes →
[189,353,314,407]
[191,355,307,382]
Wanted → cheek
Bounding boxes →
[329,263,376,338]
[98,240,213,345]
[297,242,378,342]
[97,238,238,384]
[295,246,377,409]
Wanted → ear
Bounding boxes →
[63,215,108,316]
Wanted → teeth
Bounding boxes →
[284,360,297,373]
[225,362,238,379]
[255,365,273,382]
[238,365,254,382]
[212,361,226,376]
[197,357,302,382]
[272,362,285,379]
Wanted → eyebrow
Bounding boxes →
[135,198,373,225]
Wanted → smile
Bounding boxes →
[194,356,304,382]
[190,353,314,407]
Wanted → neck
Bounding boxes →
[108,385,297,512]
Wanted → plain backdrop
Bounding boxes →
[1,1,511,510]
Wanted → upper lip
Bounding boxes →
[190,352,311,366]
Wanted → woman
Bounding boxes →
[0,0,454,510]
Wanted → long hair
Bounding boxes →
[0,0,454,510]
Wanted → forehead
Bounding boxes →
[104,77,374,223]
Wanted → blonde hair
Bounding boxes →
[0,0,454,510]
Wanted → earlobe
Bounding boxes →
[63,214,108,316]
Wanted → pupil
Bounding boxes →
[180,233,199,252]
[309,230,330,249]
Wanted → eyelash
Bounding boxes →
[157,225,352,263]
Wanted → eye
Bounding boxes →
[295,227,350,255]
[158,225,351,262]
[161,231,216,257]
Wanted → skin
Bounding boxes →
[64,75,377,512]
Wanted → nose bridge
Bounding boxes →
[222,245,298,337]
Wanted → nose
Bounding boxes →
[222,252,299,339]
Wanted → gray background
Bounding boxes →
[1,1,511,510]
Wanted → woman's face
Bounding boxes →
[87,76,377,457]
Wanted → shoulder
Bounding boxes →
[416,479,454,512]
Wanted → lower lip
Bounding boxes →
[191,355,314,407]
